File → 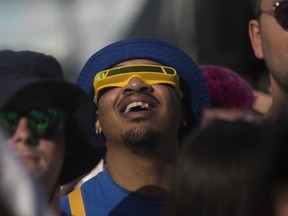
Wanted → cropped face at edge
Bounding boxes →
[250,0,288,89]
[94,59,183,144]
[0,87,66,195]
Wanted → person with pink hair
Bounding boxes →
[199,64,267,127]
[200,64,256,110]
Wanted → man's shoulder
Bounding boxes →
[61,169,167,216]
[81,169,106,188]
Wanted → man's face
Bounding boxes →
[95,59,183,154]
[249,0,288,90]
[2,87,66,196]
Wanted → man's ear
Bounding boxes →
[249,19,264,59]
[95,110,102,134]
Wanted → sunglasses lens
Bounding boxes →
[0,108,65,138]
[0,112,19,135]
[29,110,50,137]
[28,108,65,138]
[275,1,288,30]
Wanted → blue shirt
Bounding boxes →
[61,169,166,216]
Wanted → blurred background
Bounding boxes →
[0,0,268,91]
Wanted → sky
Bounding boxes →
[0,0,147,80]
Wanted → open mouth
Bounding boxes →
[124,101,152,113]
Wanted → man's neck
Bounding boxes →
[268,77,288,119]
[105,143,178,196]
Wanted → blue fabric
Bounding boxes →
[61,169,166,216]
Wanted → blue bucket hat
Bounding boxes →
[77,37,210,141]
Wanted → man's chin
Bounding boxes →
[121,128,160,155]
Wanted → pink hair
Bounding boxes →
[200,65,256,110]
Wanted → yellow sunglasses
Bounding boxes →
[93,64,180,104]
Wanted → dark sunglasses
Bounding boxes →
[0,108,66,139]
[259,1,288,30]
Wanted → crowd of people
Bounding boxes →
[1,0,288,215]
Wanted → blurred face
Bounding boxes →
[95,59,182,154]
[275,192,288,216]
[272,180,288,216]
[249,0,288,90]
[1,87,66,197]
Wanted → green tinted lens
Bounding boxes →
[0,112,19,135]
[28,108,65,138]
[29,110,50,137]
[107,65,164,77]
[0,108,65,138]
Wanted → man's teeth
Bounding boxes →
[124,102,149,113]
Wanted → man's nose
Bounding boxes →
[122,77,153,95]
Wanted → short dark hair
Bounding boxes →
[167,120,274,216]
[252,0,262,17]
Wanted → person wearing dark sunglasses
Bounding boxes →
[249,0,288,120]
[0,50,104,216]
[249,1,288,216]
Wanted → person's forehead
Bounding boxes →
[114,59,161,67]
[261,0,274,8]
